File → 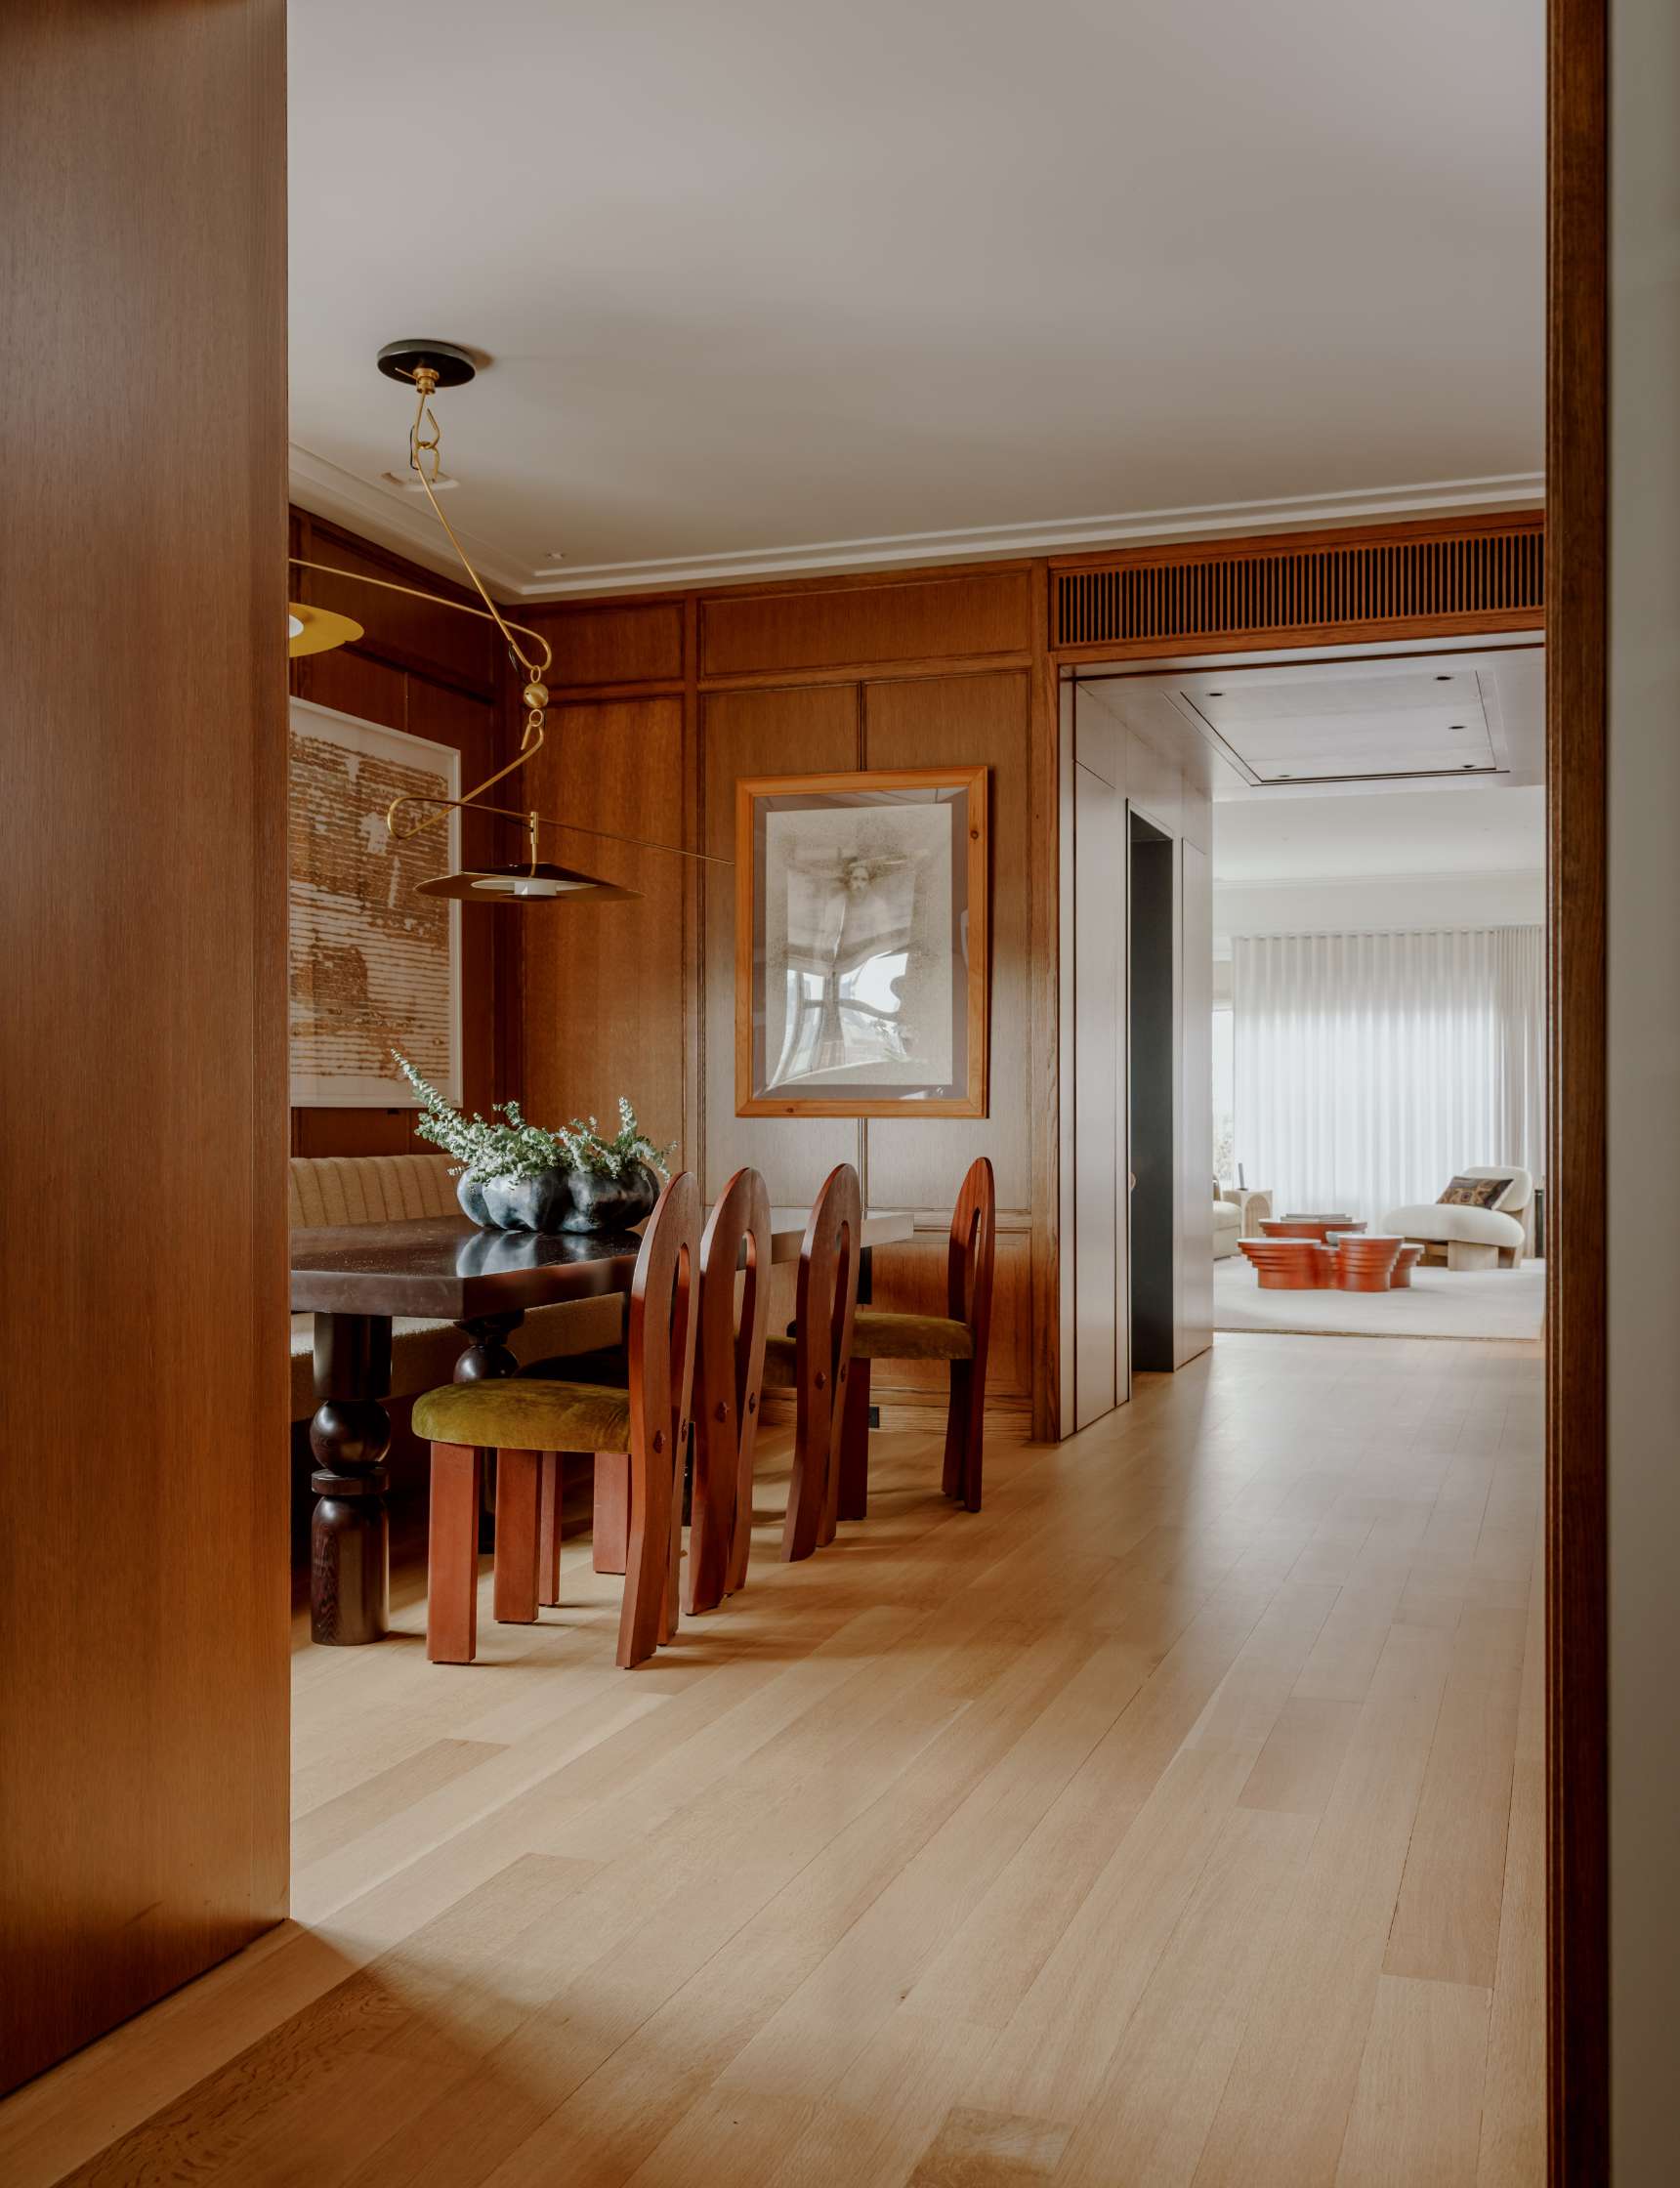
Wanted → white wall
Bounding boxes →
[1609,0,1680,2173]
[1214,867,1543,947]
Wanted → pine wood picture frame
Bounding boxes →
[735,766,989,1118]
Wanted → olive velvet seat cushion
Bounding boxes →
[850,1308,974,1362]
[412,1377,633,1454]
[762,1308,972,1391]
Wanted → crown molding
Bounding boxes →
[287,443,530,596]
[520,474,1545,597]
[287,448,1544,604]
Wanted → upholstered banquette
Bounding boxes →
[288,1154,624,1418]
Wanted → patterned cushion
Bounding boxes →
[850,1308,974,1362]
[412,1377,633,1453]
[1437,1174,1513,1210]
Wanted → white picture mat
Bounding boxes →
[287,696,463,1107]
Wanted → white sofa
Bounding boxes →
[1380,1165,1535,1271]
[288,1154,623,1418]
[1213,1185,1272,1259]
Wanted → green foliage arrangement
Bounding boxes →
[391,1053,670,1184]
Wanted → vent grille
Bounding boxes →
[1055,522,1543,652]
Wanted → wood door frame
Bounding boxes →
[1545,0,1610,2177]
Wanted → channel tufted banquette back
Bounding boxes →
[289,1154,459,1230]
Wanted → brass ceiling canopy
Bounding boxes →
[283,339,730,905]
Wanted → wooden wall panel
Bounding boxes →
[288,513,509,1153]
[700,568,1032,679]
[542,600,685,688]
[861,671,1033,1214]
[295,520,495,694]
[868,1233,1031,1406]
[700,684,862,1201]
[0,0,288,2092]
[520,697,690,1161]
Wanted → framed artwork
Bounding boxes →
[288,696,463,1107]
[735,766,989,1117]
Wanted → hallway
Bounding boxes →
[0,1336,1543,2186]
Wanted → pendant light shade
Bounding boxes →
[416,860,640,904]
[288,602,363,657]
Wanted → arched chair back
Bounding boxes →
[836,1155,996,1522]
[620,1170,702,1664]
[942,1157,995,1507]
[414,1169,700,1671]
[781,1162,862,1561]
[686,1166,773,1614]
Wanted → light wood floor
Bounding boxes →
[0,1333,1544,2187]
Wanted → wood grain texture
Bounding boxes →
[863,674,1031,1206]
[0,0,289,2093]
[700,568,1033,679]
[701,684,862,1201]
[531,600,686,689]
[1546,0,1610,2177]
[519,696,689,1163]
[866,1233,1030,1405]
[0,1336,1542,2181]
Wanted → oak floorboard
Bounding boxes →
[0,1338,1544,2188]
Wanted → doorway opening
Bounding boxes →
[1128,810,1176,1372]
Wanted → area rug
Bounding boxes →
[1213,1255,1545,1340]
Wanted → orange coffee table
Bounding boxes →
[1239,1238,1335,1288]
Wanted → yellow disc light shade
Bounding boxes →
[288,602,363,658]
[415,860,641,905]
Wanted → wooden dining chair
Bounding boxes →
[686,1167,774,1613]
[412,1171,700,1670]
[758,1163,862,1563]
[513,1167,773,1617]
[837,1156,994,1518]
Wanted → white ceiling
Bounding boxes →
[287,0,1545,596]
[1212,780,1546,884]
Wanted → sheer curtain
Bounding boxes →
[1232,927,1545,1223]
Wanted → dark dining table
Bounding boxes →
[291,1204,914,1647]
[291,1217,643,1647]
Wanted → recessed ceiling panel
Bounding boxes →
[1185,670,1497,784]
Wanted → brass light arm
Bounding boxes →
[385,793,734,867]
[286,557,554,671]
[296,341,726,895]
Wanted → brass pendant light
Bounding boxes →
[288,603,363,657]
[287,339,727,905]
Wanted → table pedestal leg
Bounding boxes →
[310,1314,392,1646]
[455,1311,525,1549]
